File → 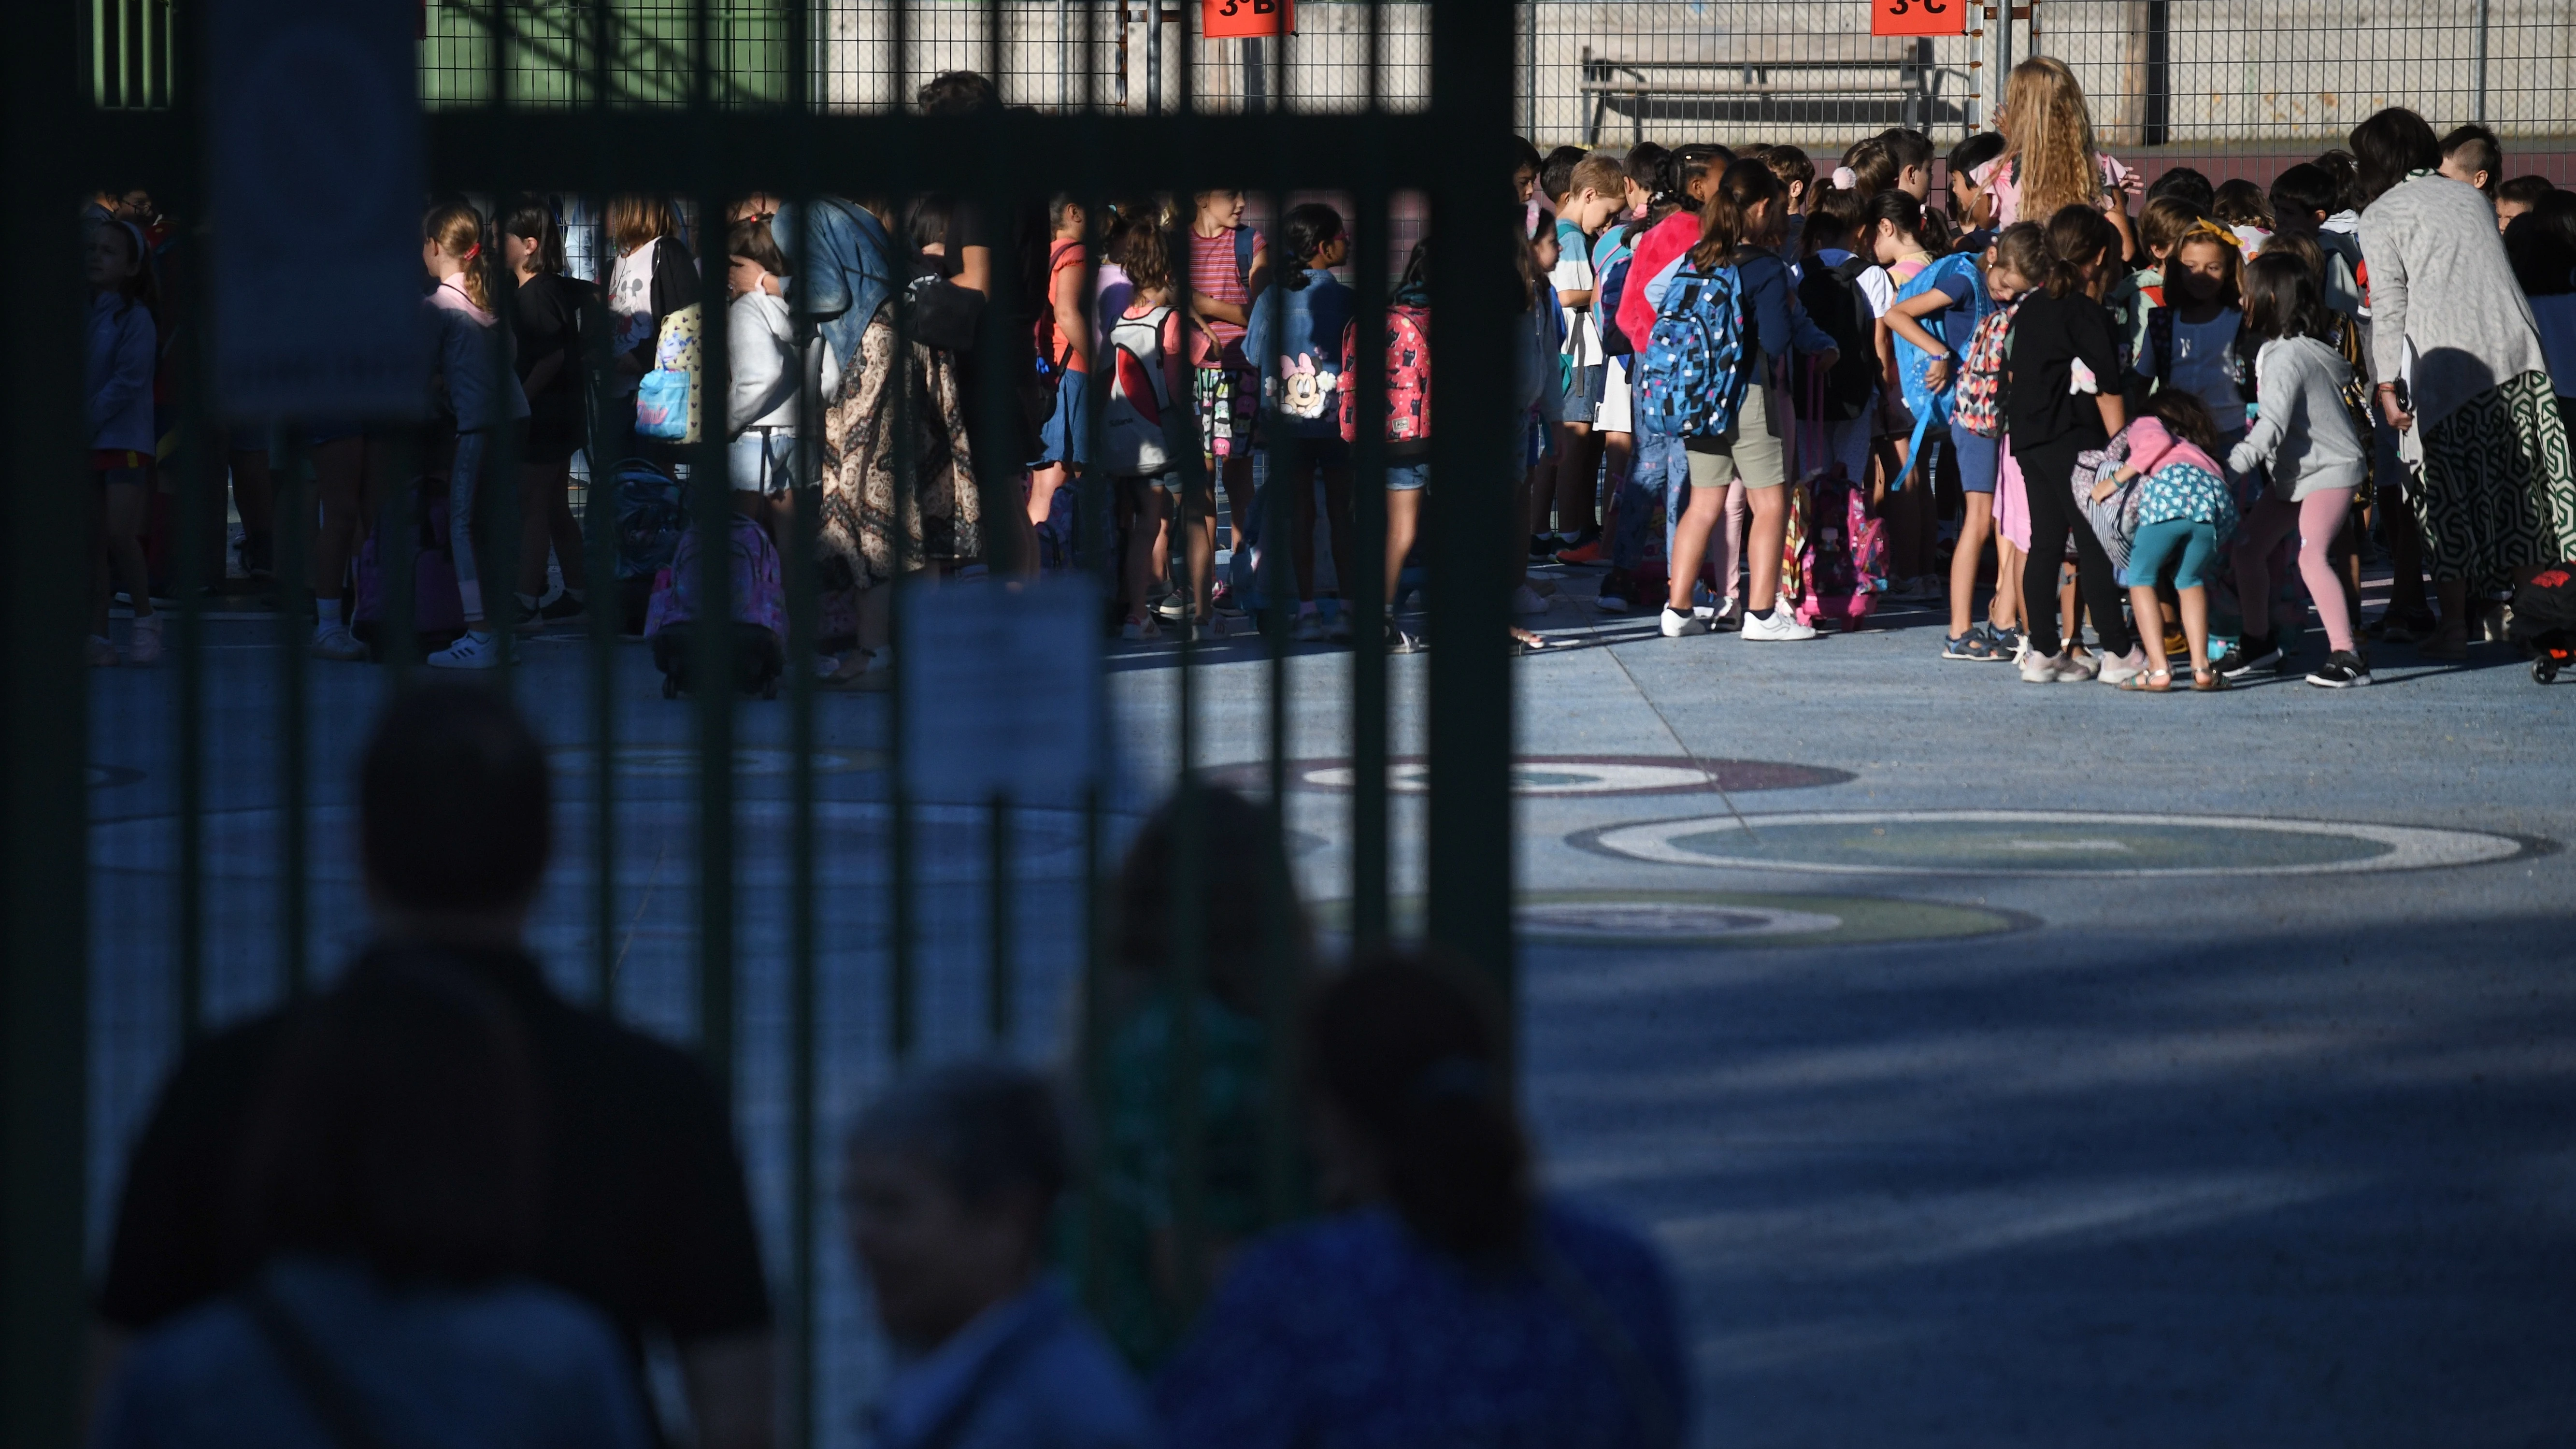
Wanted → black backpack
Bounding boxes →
[1793,255,1879,422]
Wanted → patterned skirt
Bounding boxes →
[817,316,981,591]
[2414,370,2576,596]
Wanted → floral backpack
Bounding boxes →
[1951,297,2019,439]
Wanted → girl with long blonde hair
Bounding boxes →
[1975,57,2142,259]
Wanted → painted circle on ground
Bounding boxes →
[1217,755,1852,798]
[1313,891,2021,950]
[547,746,885,777]
[1580,810,2536,878]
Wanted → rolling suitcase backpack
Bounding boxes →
[644,512,788,698]
[351,479,467,660]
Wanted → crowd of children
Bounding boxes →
[79,64,2576,692]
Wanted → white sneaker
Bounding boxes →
[427,630,505,670]
[1660,604,1709,638]
[1739,604,1817,642]
[2095,650,2148,687]
[1292,609,1326,643]
[2020,650,2080,683]
[1510,584,1549,618]
[87,633,118,668]
[309,624,369,662]
[126,614,164,665]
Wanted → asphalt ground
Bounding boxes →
[82,550,2576,1446]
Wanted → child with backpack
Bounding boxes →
[1341,240,1435,655]
[1029,196,1093,564]
[1793,187,1892,510]
[1603,145,1732,613]
[1941,222,2047,660]
[1186,189,1270,615]
[1106,226,1192,640]
[1568,143,1662,589]
[1541,154,1631,559]
[1243,202,1358,642]
[1870,190,1985,604]
[2139,220,2253,450]
[86,219,160,666]
[1651,161,1840,640]
[2008,205,2148,685]
[2225,251,2374,687]
[2100,390,2240,691]
[724,216,837,549]
[421,201,532,671]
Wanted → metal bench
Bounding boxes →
[1579,43,1971,143]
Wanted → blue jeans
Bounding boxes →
[1609,429,1684,574]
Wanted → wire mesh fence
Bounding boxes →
[394,1,2575,160]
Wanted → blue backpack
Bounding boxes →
[1634,266,1746,439]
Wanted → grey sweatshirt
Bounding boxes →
[2359,174,2551,431]
[2228,335,2369,500]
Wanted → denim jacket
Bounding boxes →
[770,197,899,377]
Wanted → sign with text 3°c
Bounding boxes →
[1203,0,1295,40]
[1872,0,1965,37]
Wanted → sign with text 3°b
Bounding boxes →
[1203,0,1295,39]
[1873,0,1964,37]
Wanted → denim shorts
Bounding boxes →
[1561,362,1605,426]
[1385,459,1430,492]
[728,430,799,494]
[1951,428,1999,494]
[1036,367,1093,469]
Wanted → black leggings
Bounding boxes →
[2014,433,2133,659]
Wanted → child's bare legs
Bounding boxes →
[1993,541,2025,631]
[1707,481,1747,605]
[1029,462,1067,527]
[2128,584,2169,674]
[1217,454,1253,587]
[1745,483,1788,614]
[1124,484,1173,624]
[1665,482,1728,613]
[1186,485,1218,619]
[1526,445,1560,537]
[95,475,155,636]
[1947,492,1994,636]
[1384,487,1423,608]
[2177,584,2212,679]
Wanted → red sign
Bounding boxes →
[1202,0,1294,39]
[1872,0,1965,36]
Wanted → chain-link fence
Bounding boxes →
[402,0,2575,164]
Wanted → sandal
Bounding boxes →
[2191,668,2228,692]
[2118,669,2173,693]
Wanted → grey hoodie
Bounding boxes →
[2228,334,2368,501]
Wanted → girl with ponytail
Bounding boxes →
[420,201,531,670]
[1159,952,1687,1449]
[1662,161,1840,643]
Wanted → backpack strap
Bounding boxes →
[1233,225,1256,289]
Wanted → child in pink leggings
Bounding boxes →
[2226,253,2374,687]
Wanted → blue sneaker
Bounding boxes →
[1941,630,1996,661]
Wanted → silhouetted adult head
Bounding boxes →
[917,70,1000,117]
[359,683,551,938]
[1308,953,1530,1264]
[2349,108,2442,208]
[844,1062,1069,1350]
[1113,786,1313,1019]
[235,958,544,1284]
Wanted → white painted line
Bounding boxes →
[1589,810,2530,878]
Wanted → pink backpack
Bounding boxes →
[1338,303,1432,445]
[1795,471,1885,633]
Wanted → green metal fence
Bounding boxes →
[7,3,1520,1447]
